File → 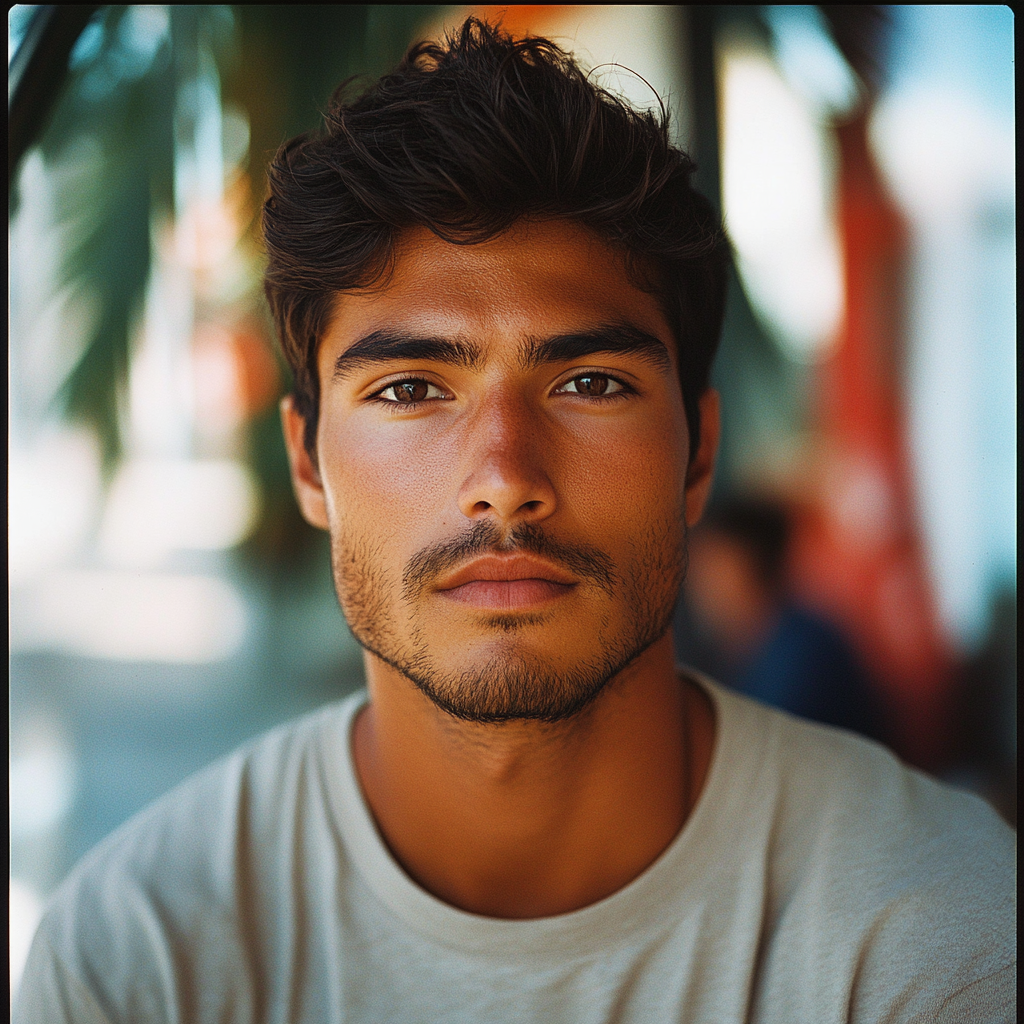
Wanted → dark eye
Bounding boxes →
[376,380,446,403]
[557,374,624,396]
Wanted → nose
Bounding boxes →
[456,394,557,525]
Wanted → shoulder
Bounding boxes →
[707,678,1014,871]
[57,693,358,898]
[16,694,366,1024]
[707,683,1016,1021]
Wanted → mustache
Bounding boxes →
[402,521,619,600]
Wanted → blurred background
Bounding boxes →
[9,4,1015,998]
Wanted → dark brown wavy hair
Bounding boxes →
[263,17,729,457]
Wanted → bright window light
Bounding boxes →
[8,429,102,586]
[12,570,248,663]
[719,41,844,361]
[99,458,258,566]
[10,878,43,1004]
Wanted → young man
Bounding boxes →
[17,20,1014,1024]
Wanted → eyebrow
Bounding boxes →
[520,324,672,372]
[331,323,672,381]
[332,330,482,380]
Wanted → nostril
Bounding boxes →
[457,463,557,522]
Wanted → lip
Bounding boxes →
[437,554,578,589]
[435,554,578,611]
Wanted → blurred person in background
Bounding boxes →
[14,18,1015,1024]
[681,495,884,742]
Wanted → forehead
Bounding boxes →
[322,220,674,358]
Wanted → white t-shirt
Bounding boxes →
[15,678,1015,1024]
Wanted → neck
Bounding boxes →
[352,633,715,919]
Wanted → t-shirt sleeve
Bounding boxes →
[13,927,116,1024]
[755,704,1016,1024]
[10,714,334,1024]
[929,963,1016,1024]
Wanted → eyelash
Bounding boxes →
[368,372,636,410]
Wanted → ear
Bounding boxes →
[684,389,720,528]
[280,396,329,530]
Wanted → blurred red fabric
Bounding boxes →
[790,111,954,770]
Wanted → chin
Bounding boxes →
[390,622,661,725]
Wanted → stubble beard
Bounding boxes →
[331,517,688,725]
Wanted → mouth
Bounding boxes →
[435,554,578,611]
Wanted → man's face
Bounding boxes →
[284,220,717,723]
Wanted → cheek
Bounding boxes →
[317,415,456,533]
[562,417,689,529]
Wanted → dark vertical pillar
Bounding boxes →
[684,5,721,213]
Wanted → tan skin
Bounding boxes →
[282,219,720,919]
